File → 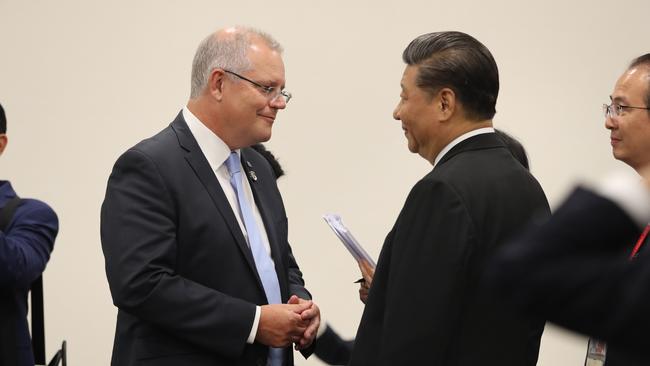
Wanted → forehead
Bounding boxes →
[400,65,419,89]
[612,66,650,104]
[246,40,285,82]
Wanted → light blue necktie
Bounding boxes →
[225,152,283,366]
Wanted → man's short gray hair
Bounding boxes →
[189,27,283,98]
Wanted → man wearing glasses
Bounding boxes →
[100,26,319,366]
[489,54,650,366]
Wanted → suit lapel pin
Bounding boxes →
[246,160,253,168]
[248,170,258,182]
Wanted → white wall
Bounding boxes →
[1,0,647,364]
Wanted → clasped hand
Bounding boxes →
[256,295,320,350]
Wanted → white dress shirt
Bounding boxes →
[433,127,495,168]
[183,107,271,344]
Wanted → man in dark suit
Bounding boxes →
[100,26,319,366]
[0,102,58,366]
[489,54,650,366]
[348,31,550,366]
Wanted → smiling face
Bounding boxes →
[219,37,287,149]
[605,66,650,171]
[393,65,446,163]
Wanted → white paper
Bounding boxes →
[323,213,376,269]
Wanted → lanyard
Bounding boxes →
[629,224,650,260]
[585,224,650,366]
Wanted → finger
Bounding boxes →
[299,306,318,320]
[287,295,300,305]
[288,300,312,313]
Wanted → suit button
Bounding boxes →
[256,358,265,366]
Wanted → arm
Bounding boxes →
[488,187,650,347]
[101,149,307,357]
[379,180,476,357]
[284,248,319,352]
[0,200,58,288]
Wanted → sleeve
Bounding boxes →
[381,179,476,358]
[286,245,310,300]
[100,149,256,358]
[487,186,650,347]
[0,199,58,288]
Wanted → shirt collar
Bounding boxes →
[183,107,239,171]
[433,127,495,168]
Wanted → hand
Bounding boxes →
[358,260,375,304]
[287,295,320,350]
[256,302,311,348]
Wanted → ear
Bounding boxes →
[207,68,227,101]
[437,88,456,121]
[0,134,7,156]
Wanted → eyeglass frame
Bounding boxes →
[223,69,292,104]
[603,102,650,117]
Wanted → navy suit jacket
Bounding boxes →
[489,187,650,365]
[101,112,312,366]
[0,181,58,366]
[349,134,550,366]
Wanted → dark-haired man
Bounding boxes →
[489,54,650,366]
[0,103,58,366]
[348,31,550,366]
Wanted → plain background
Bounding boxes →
[1,0,648,364]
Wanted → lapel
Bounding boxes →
[169,112,265,292]
[436,132,504,168]
[241,148,289,299]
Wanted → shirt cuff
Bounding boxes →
[594,169,650,227]
[247,305,261,344]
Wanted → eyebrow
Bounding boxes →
[610,95,628,104]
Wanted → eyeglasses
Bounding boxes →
[603,102,650,117]
[223,70,292,104]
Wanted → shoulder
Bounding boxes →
[405,174,467,213]
[11,198,58,231]
[111,125,180,172]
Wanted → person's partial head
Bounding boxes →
[0,103,7,156]
[188,26,290,150]
[605,54,650,171]
[495,129,529,170]
[393,31,498,163]
[251,143,284,179]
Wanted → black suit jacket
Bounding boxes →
[348,133,550,366]
[100,112,311,366]
[489,187,650,365]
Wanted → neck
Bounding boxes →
[187,98,236,150]
[424,119,493,164]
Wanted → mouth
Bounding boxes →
[610,136,621,146]
[258,114,275,123]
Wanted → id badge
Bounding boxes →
[584,338,607,366]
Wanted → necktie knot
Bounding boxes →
[225,152,241,175]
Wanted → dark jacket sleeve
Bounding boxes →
[100,148,256,358]
[488,187,649,347]
[0,199,58,289]
[354,179,476,364]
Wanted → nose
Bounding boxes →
[269,96,287,110]
[393,103,401,120]
[605,115,616,130]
